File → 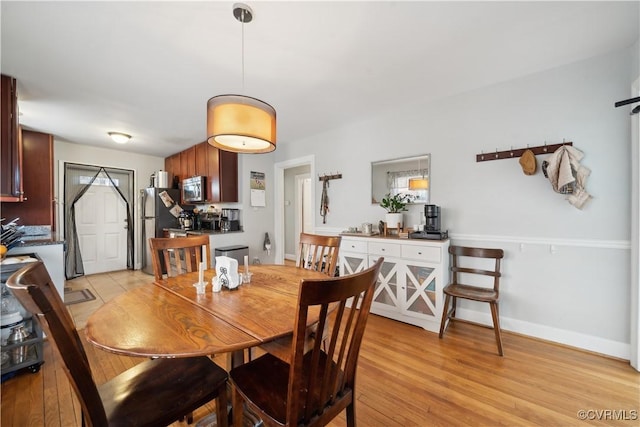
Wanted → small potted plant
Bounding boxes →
[380,193,412,229]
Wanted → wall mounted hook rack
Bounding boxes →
[318,173,342,182]
[476,141,572,163]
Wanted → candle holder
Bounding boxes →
[242,271,253,284]
[193,281,207,295]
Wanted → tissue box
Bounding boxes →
[215,256,241,289]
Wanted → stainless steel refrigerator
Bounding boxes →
[141,187,180,274]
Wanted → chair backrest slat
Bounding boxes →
[149,235,211,281]
[6,261,108,426]
[286,257,383,425]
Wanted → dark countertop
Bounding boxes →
[164,228,243,235]
[14,236,64,248]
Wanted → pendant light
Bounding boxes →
[207,3,276,154]
[408,157,429,190]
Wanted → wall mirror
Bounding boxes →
[371,154,430,204]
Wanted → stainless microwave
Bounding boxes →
[182,176,206,203]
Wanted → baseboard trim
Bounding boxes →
[455,307,630,360]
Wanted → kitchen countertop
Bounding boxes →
[164,228,243,235]
[14,236,64,248]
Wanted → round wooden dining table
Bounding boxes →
[85,264,328,364]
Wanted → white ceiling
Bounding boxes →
[1,1,638,158]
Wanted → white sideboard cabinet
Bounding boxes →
[339,236,450,333]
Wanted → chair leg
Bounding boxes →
[346,401,356,427]
[438,294,451,338]
[232,385,244,427]
[489,302,504,356]
[216,384,229,427]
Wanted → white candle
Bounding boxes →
[198,261,204,285]
[244,255,249,273]
[202,245,207,270]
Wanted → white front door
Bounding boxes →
[75,176,128,275]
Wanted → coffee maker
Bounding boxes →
[425,204,441,232]
[410,204,448,240]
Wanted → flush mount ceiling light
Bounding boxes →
[108,132,131,144]
[207,3,276,154]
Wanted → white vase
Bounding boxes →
[385,213,403,229]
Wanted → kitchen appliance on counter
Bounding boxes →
[182,176,206,204]
[220,209,241,232]
[410,204,448,240]
[200,212,221,231]
[141,187,180,274]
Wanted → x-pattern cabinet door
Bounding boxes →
[339,252,367,276]
[370,256,400,313]
[403,261,439,320]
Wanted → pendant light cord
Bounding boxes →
[241,9,245,93]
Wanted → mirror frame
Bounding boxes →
[371,154,430,205]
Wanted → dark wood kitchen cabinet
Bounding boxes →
[213,144,238,203]
[1,74,23,202]
[164,153,180,184]
[164,142,238,203]
[180,146,196,180]
[1,130,55,229]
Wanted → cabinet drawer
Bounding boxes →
[401,245,441,263]
[341,239,367,253]
[368,242,401,257]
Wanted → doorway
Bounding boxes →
[75,172,129,275]
[64,163,135,279]
[274,156,316,264]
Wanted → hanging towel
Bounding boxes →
[542,145,591,209]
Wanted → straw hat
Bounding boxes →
[519,149,537,175]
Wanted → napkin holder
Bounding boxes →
[215,256,241,289]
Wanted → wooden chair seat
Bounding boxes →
[230,350,342,425]
[98,357,227,426]
[7,261,229,427]
[442,283,499,302]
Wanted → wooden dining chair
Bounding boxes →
[259,233,342,361]
[230,257,383,427]
[296,233,342,277]
[149,235,210,281]
[6,261,229,427]
[438,245,505,356]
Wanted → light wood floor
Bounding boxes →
[2,269,639,426]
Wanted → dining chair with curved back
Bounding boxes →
[438,245,505,356]
[6,260,229,427]
[230,257,384,427]
[149,235,211,281]
[259,233,342,361]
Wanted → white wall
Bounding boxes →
[275,47,635,358]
